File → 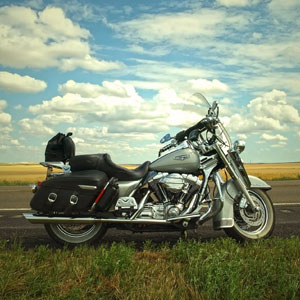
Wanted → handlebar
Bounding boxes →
[175,117,218,143]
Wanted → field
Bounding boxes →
[1,238,300,300]
[0,162,299,185]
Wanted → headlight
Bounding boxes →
[233,140,245,154]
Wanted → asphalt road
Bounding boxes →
[0,180,299,247]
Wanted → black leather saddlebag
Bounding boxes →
[30,170,118,214]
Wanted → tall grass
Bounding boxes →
[0,238,299,300]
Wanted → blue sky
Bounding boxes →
[0,0,299,163]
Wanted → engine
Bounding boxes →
[114,173,202,220]
[140,173,202,219]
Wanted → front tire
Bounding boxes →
[224,189,275,242]
[45,223,107,246]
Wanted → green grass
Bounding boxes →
[0,238,299,300]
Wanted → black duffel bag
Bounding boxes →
[45,132,75,163]
[30,170,118,214]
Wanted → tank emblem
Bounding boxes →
[174,154,190,161]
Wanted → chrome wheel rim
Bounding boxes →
[50,223,102,244]
[234,191,268,235]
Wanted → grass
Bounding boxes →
[0,162,299,186]
[0,237,299,300]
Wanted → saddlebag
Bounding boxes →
[30,170,118,214]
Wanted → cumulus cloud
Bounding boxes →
[0,71,47,93]
[225,89,300,134]
[0,100,7,110]
[67,126,161,163]
[261,133,288,141]
[59,80,137,98]
[188,78,228,94]
[25,80,213,143]
[268,0,300,23]
[110,8,247,47]
[0,100,11,125]
[0,5,122,72]
[271,142,287,148]
[0,111,11,124]
[248,89,300,124]
[217,0,259,7]
[19,118,55,135]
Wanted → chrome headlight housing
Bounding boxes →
[233,140,246,154]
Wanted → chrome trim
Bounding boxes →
[130,190,151,219]
[78,185,98,190]
[23,213,169,225]
[48,193,57,203]
[248,175,272,190]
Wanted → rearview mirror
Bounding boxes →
[160,133,171,144]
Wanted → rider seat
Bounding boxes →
[69,154,150,181]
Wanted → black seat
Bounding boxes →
[70,154,150,181]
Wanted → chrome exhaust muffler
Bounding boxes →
[23,213,170,225]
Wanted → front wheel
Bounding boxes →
[224,189,275,242]
[45,223,107,246]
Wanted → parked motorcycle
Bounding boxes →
[24,93,275,245]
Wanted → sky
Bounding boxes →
[0,0,299,164]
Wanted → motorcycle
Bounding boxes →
[24,93,275,245]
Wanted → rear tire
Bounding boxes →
[45,223,107,246]
[224,189,275,242]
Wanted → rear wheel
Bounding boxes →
[224,189,275,242]
[45,223,107,246]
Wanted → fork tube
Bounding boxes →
[214,144,259,211]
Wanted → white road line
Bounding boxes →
[0,208,30,211]
[273,203,300,206]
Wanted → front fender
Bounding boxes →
[213,176,271,230]
[248,175,272,190]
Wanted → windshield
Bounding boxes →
[189,93,211,109]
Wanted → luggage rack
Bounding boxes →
[40,162,71,180]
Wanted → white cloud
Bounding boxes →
[111,9,247,47]
[14,105,22,110]
[0,71,47,93]
[67,126,161,163]
[271,142,287,148]
[0,100,11,125]
[11,139,20,146]
[19,118,55,135]
[188,78,228,94]
[0,112,11,124]
[127,44,170,56]
[261,133,288,141]
[0,100,7,110]
[0,5,122,72]
[126,80,170,91]
[216,0,253,7]
[59,80,137,98]
[237,133,247,140]
[60,55,124,72]
[227,114,285,133]
[248,90,300,124]
[268,0,300,23]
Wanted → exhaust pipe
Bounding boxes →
[23,213,170,225]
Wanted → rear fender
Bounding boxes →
[213,176,271,230]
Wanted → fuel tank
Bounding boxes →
[149,148,200,173]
